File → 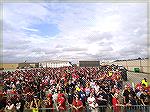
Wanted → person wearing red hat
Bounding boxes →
[56,92,66,112]
[11,90,16,95]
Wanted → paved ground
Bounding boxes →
[123,71,149,86]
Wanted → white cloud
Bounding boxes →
[2,3,148,63]
[22,27,39,32]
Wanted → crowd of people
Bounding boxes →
[0,65,149,112]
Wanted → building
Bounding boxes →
[1,62,39,70]
[18,63,39,69]
[91,58,150,74]
[111,58,150,73]
[1,63,18,70]
[79,61,100,67]
[39,60,72,68]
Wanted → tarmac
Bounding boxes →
[123,71,149,86]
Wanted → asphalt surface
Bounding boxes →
[123,71,149,86]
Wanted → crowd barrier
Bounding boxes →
[23,105,150,112]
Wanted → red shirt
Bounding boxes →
[112,97,119,107]
[112,97,120,112]
[72,73,76,79]
[46,93,53,108]
[57,95,66,111]
[72,99,83,112]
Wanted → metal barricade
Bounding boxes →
[118,105,150,112]
[23,105,150,112]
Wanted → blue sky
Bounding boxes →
[2,3,148,63]
[24,23,60,37]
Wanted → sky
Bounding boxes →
[2,3,148,63]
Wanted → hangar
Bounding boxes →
[79,61,100,67]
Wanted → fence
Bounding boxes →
[23,105,150,112]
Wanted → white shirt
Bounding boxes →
[5,104,15,110]
[87,97,98,108]
[90,82,95,88]
[94,85,99,92]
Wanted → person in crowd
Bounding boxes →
[96,88,108,112]
[127,94,137,106]
[56,91,66,112]
[123,85,130,105]
[5,100,16,112]
[135,88,143,105]
[85,84,91,97]
[0,93,7,112]
[72,95,83,112]
[67,89,74,106]
[141,78,148,87]
[140,89,150,105]
[13,95,22,112]
[44,93,54,112]
[87,93,98,112]
[77,88,87,107]
[94,82,100,93]
[52,89,58,103]
[112,93,121,112]
[30,96,40,112]
[108,88,115,106]
[18,95,26,112]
